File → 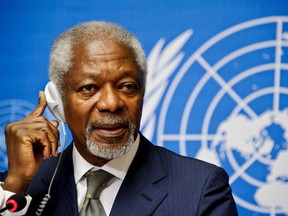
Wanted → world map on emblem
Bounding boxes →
[148,17,288,215]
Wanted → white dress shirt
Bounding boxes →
[73,134,140,215]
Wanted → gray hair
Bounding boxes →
[49,21,147,95]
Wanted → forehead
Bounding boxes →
[73,38,134,64]
[65,38,141,81]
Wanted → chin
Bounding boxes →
[85,116,137,159]
[86,134,135,160]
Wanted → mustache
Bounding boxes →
[87,115,131,130]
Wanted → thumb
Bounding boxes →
[28,91,47,117]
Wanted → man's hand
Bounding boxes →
[3,91,60,194]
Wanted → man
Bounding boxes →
[0,21,238,215]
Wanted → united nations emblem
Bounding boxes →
[141,16,288,215]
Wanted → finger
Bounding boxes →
[47,121,60,157]
[50,120,60,148]
[50,120,59,128]
[38,130,53,159]
[37,122,60,157]
[51,142,59,157]
[28,91,47,118]
[33,129,56,159]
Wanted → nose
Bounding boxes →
[95,85,124,113]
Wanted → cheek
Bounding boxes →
[128,97,143,127]
[65,100,85,121]
[63,98,92,137]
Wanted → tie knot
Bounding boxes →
[86,170,114,199]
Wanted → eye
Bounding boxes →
[79,84,97,95]
[118,83,138,94]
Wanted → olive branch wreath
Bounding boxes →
[140,29,193,141]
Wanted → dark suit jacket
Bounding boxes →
[3,134,238,215]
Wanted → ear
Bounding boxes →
[44,81,66,123]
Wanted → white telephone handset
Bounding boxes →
[37,82,67,215]
[44,81,66,123]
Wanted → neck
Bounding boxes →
[74,143,111,166]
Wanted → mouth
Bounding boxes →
[94,123,128,138]
[87,119,131,144]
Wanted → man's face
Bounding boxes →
[62,38,144,165]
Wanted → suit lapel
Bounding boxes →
[110,134,168,215]
[27,144,78,216]
[47,144,78,215]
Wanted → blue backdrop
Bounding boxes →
[1,1,288,215]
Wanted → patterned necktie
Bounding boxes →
[79,170,114,216]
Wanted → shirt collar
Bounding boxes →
[73,133,140,184]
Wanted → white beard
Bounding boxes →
[85,116,136,159]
